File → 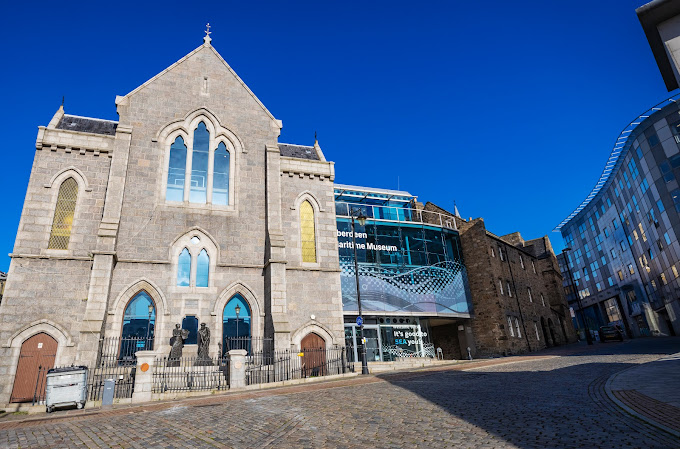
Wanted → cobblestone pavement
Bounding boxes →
[1,338,680,449]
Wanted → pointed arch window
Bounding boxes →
[177,248,191,287]
[300,200,316,263]
[165,120,233,206]
[48,177,78,249]
[223,294,251,354]
[196,249,210,287]
[120,291,155,362]
[213,142,230,205]
[190,122,210,203]
[166,136,187,202]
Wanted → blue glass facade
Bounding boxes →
[557,94,680,338]
[335,186,473,317]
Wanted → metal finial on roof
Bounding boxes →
[204,23,212,44]
[314,131,318,144]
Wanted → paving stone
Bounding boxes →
[0,339,679,448]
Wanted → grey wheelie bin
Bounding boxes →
[45,366,88,413]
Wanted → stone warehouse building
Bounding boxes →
[423,203,577,358]
[0,35,345,404]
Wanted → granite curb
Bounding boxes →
[604,352,680,439]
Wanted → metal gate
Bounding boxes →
[10,333,57,403]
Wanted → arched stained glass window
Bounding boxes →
[166,136,187,202]
[223,295,251,354]
[120,291,155,361]
[213,142,230,205]
[48,178,78,249]
[190,122,209,204]
[177,248,191,287]
[196,249,209,287]
[300,200,316,263]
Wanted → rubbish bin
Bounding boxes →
[45,366,88,413]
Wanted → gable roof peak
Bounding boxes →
[118,41,279,127]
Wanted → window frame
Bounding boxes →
[160,114,239,212]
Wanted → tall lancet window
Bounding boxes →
[196,249,210,287]
[190,122,210,203]
[48,178,78,249]
[177,248,191,287]
[166,136,187,202]
[300,200,316,263]
[213,142,230,205]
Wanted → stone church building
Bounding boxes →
[0,34,345,404]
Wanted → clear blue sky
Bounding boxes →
[0,0,674,271]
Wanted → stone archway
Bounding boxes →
[548,318,559,346]
[540,317,551,347]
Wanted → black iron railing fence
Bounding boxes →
[246,346,351,386]
[152,356,229,393]
[223,336,273,355]
[98,336,154,367]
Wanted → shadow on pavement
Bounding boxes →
[376,337,680,449]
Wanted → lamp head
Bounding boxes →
[148,305,154,315]
[357,211,367,226]
[235,304,241,317]
[563,247,571,253]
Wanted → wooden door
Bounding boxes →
[10,333,57,403]
[301,333,325,377]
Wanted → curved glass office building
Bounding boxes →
[334,185,473,362]
[556,94,680,338]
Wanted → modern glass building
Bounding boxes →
[334,184,473,362]
[556,93,680,338]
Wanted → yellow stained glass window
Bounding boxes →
[48,178,78,249]
[300,200,316,263]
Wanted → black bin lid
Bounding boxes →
[47,366,88,374]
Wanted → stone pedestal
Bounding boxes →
[228,349,248,390]
[131,350,156,403]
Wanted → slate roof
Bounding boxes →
[278,143,319,160]
[56,115,118,136]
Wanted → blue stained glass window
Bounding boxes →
[120,291,156,358]
[213,142,230,205]
[223,295,252,353]
[178,248,191,287]
[122,291,156,339]
[190,122,210,203]
[196,249,209,287]
[166,136,187,202]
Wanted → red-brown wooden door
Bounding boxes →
[10,333,57,403]
[301,333,326,377]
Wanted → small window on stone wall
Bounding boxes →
[48,177,79,250]
[507,316,514,337]
[515,318,522,338]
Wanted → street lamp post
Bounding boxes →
[562,248,593,345]
[350,208,369,375]
[235,304,241,348]
[145,304,154,350]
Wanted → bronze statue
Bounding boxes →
[167,323,189,367]
[196,323,212,366]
